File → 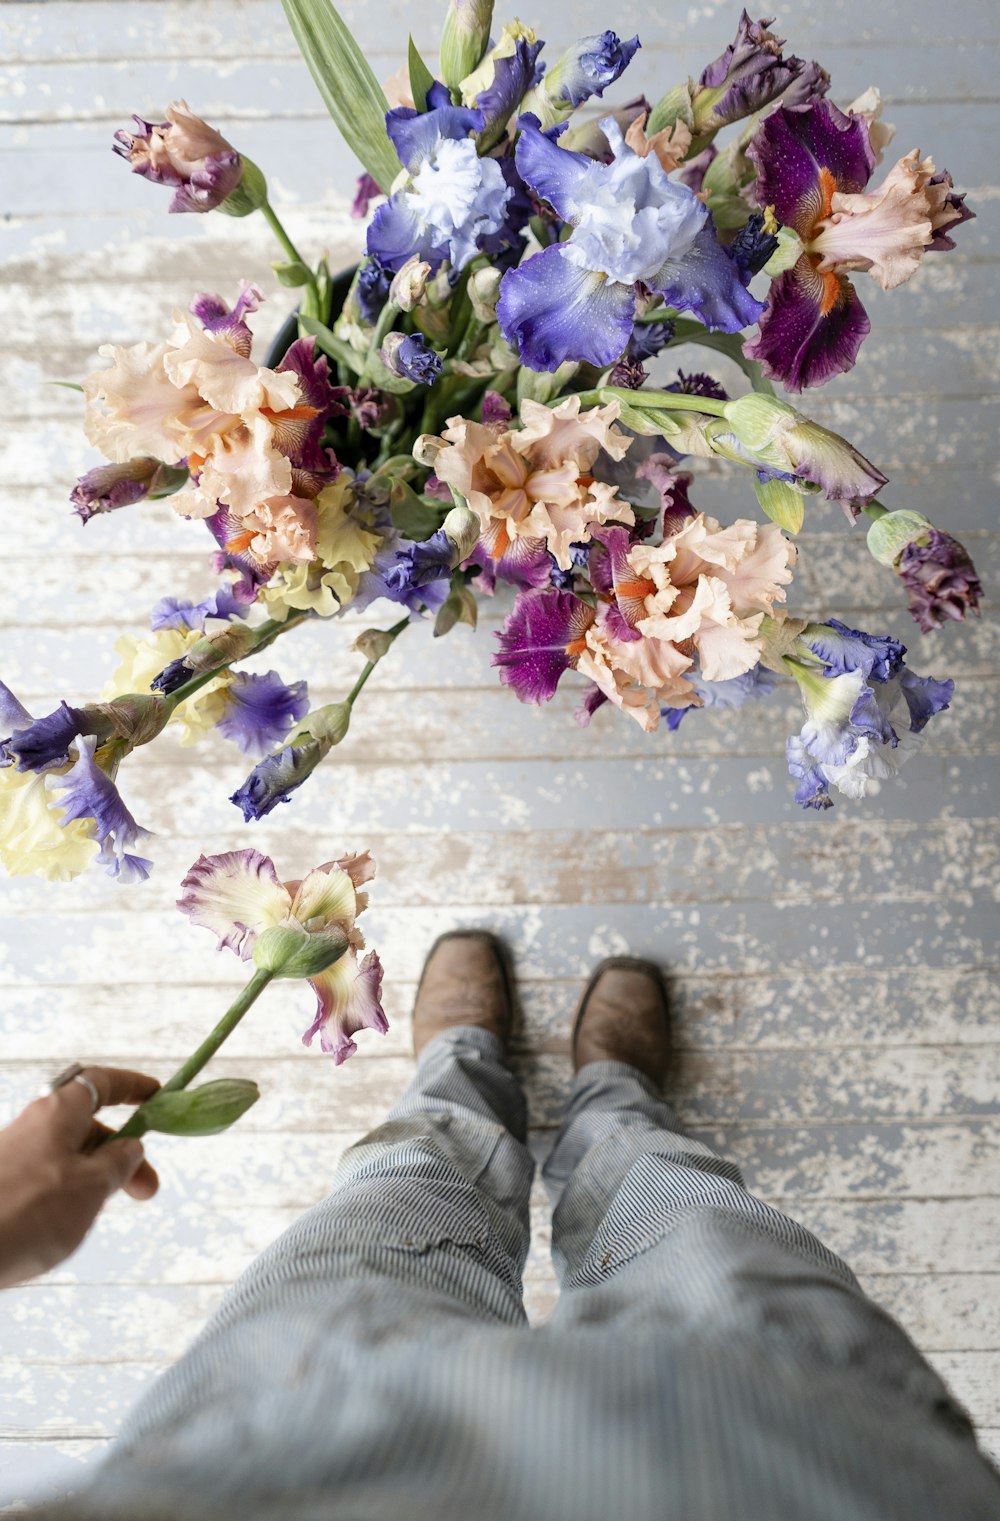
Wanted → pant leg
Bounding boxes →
[542,1061,982,1442]
[105,1027,535,1462]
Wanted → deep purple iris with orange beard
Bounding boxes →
[745,99,973,391]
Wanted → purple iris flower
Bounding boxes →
[547,542,592,590]
[355,530,453,615]
[497,115,763,372]
[785,620,953,808]
[356,259,393,322]
[113,102,242,215]
[466,530,553,595]
[475,36,545,150]
[214,670,309,758]
[4,701,89,772]
[627,320,675,363]
[150,586,248,632]
[664,664,779,730]
[368,100,513,273]
[54,738,153,881]
[493,588,596,703]
[274,336,348,485]
[0,681,33,754]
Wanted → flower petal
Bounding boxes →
[289,864,358,934]
[497,243,636,371]
[513,114,591,219]
[302,948,388,1064]
[744,258,871,392]
[747,99,875,237]
[385,103,483,173]
[214,670,309,758]
[493,588,596,703]
[649,220,765,334]
[177,848,291,958]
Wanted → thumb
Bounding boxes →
[89,1137,147,1198]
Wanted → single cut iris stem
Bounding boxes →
[164,612,314,712]
[861,501,889,521]
[570,386,730,416]
[346,615,410,707]
[260,200,319,303]
[108,968,275,1141]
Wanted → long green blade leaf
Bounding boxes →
[281,0,400,190]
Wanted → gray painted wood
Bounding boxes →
[1,0,998,1507]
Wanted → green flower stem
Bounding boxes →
[346,615,410,706]
[260,200,315,286]
[861,501,889,521]
[164,612,313,713]
[570,386,730,416]
[109,968,275,1142]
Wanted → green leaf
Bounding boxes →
[280,0,400,191]
[408,35,436,113]
[47,380,84,392]
[389,478,443,540]
[753,475,806,534]
[297,313,364,375]
[273,259,312,288]
[136,1079,260,1137]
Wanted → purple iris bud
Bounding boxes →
[113,101,243,214]
[71,457,184,523]
[3,700,88,772]
[493,588,596,703]
[349,386,395,431]
[54,739,153,881]
[777,58,831,110]
[481,390,513,426]
[608,354,648,389]
[695,11,808,131]
[354,531,453,615]
[476,37,545,149]
[668,370,729,400]
[150,586,248,633]
[215,670,309,758]
[546,32,641,108]
[897,529,983,633]
[394,333,443,386]
[728,210,780,281]
[230,742,316,820]
[627,319,675,363]
[356,260,393,323]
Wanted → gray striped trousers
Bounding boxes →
[72,1027,1000,1521]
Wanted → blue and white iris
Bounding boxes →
[496,116,765,371]
[785,619,953,808]
[368,99,513,274]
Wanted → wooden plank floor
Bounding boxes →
[1,0,998,1505]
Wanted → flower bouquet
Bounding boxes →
[1,1,983,889]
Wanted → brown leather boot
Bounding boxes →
[572,956,673,1085]
[412,930,514,1057]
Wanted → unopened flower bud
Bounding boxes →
[389,257,432,313]
[152,624,259,694]
[413,433,447,469]
[113,100,243,214]
[441,505,481,565]
[524,31,640,126]
[865,510,933,566]
[353,628,397,662]
[469,267,502,322]
[253,924,350,979]
[380,331,443,387]
[440,0,495,88]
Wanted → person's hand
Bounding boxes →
[0,1066,161,1289]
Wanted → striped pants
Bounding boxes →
[72,1027,999,1521]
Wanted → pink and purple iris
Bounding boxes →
[496,115,764,372]
[493,588,596,703]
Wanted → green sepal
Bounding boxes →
[866,509,931,566]
[216,156,268,218]
[434,577,478,637]
[273,260,313,288]
[753,474,806,534]
[408,35,437,112]
[646,81,695,137]
[390,478,443,540]
[253,924,350,978]
[147,463,191,500]
[134,1079,260,1137]
[280,0,401,190]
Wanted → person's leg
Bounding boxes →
[110,933,535,1455]
[543,960,982,1444]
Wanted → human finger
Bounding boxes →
[48,1067,160,1147]
[85,1120,160,1199]
[82,1136,148,1200]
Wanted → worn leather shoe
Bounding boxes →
[572,956,672,1085]
[412,930,514,1057]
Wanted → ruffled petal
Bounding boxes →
[744,258,871,392]
[177,849,291,958]
[497,243,636,371]
[288,863,358,934]
[367,193,446,272]
[302,949,388,1064]
[747,99,875,237]
[386,104,483,172]
[493,588,596,703]
[649,220,765,334]
[513,114,592,220]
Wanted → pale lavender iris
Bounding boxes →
[368,100,513,273]
[354,530,453,615]
[665,664,779,730]
[4,701,88,772]
[54,739,153,881]
[230,743,317,821]
[545,31,640,108]
[214,671,309,758]
[497,115,764,371]
[150,586,248,632]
